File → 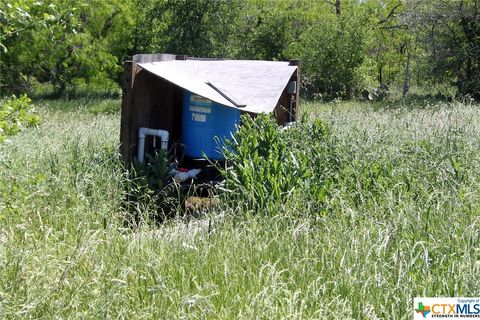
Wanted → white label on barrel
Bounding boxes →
[191,94,211,106]
[192,113,206,122]
[190,106,211,113]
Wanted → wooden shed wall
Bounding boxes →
[274,60,300,124]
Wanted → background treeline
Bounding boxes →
[1,0,479,100]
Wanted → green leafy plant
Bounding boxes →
[221,114,333,215]
[0,94,40,142]
[125,149,183,224]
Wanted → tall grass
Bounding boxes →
[1,99,479,318]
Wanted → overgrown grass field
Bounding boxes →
[1,98,479,319]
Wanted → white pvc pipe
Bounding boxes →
[137,127,169,162]
[173,168,202,183]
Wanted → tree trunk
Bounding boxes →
[335,0,341,16]
[403,50,411,98]
[378,65,383,85]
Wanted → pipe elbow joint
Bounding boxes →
[138,127,149,139]
[137,127,170,162]
[158,129,169,142]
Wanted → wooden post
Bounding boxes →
[289,59,299,66]
[120,60,138,166]
[289,59,301,121]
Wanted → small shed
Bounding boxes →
[120,54,300,165]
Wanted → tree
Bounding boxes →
[0,0,136,95]
[141,0,243,58]
[286,1,370,99]
[0,1,61,93]
[401,0,480,99]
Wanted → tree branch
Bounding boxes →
[378,3,402,25]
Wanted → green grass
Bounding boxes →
[1,98,480,319]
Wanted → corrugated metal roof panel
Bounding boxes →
[138,60,297,114]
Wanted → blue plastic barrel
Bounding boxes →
[182,91,240,159]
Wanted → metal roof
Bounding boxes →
[138,60,297,114]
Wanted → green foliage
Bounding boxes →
[88,99,121,115]
[0,0,135,95]
[423,0,480,99]
[288,11,369,99]
[221,114,332,214]
[1,0,479,100]
[131,150,174,194]
[143,0,243,58]
[233,0,299,60]
[0,94,40,142]
[126,150,184,223]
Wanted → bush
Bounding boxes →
[221,114,333,215]
[0,94,40,142]
[124,150,184,225]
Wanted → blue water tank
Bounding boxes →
[182,91,240,159]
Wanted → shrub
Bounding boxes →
[0,94,40,142]
[221,114,333,215]
[125,150,184,225]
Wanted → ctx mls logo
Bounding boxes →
[415,301,431,318]
[414,297,480,319]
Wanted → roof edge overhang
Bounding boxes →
[137,59,297,114]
